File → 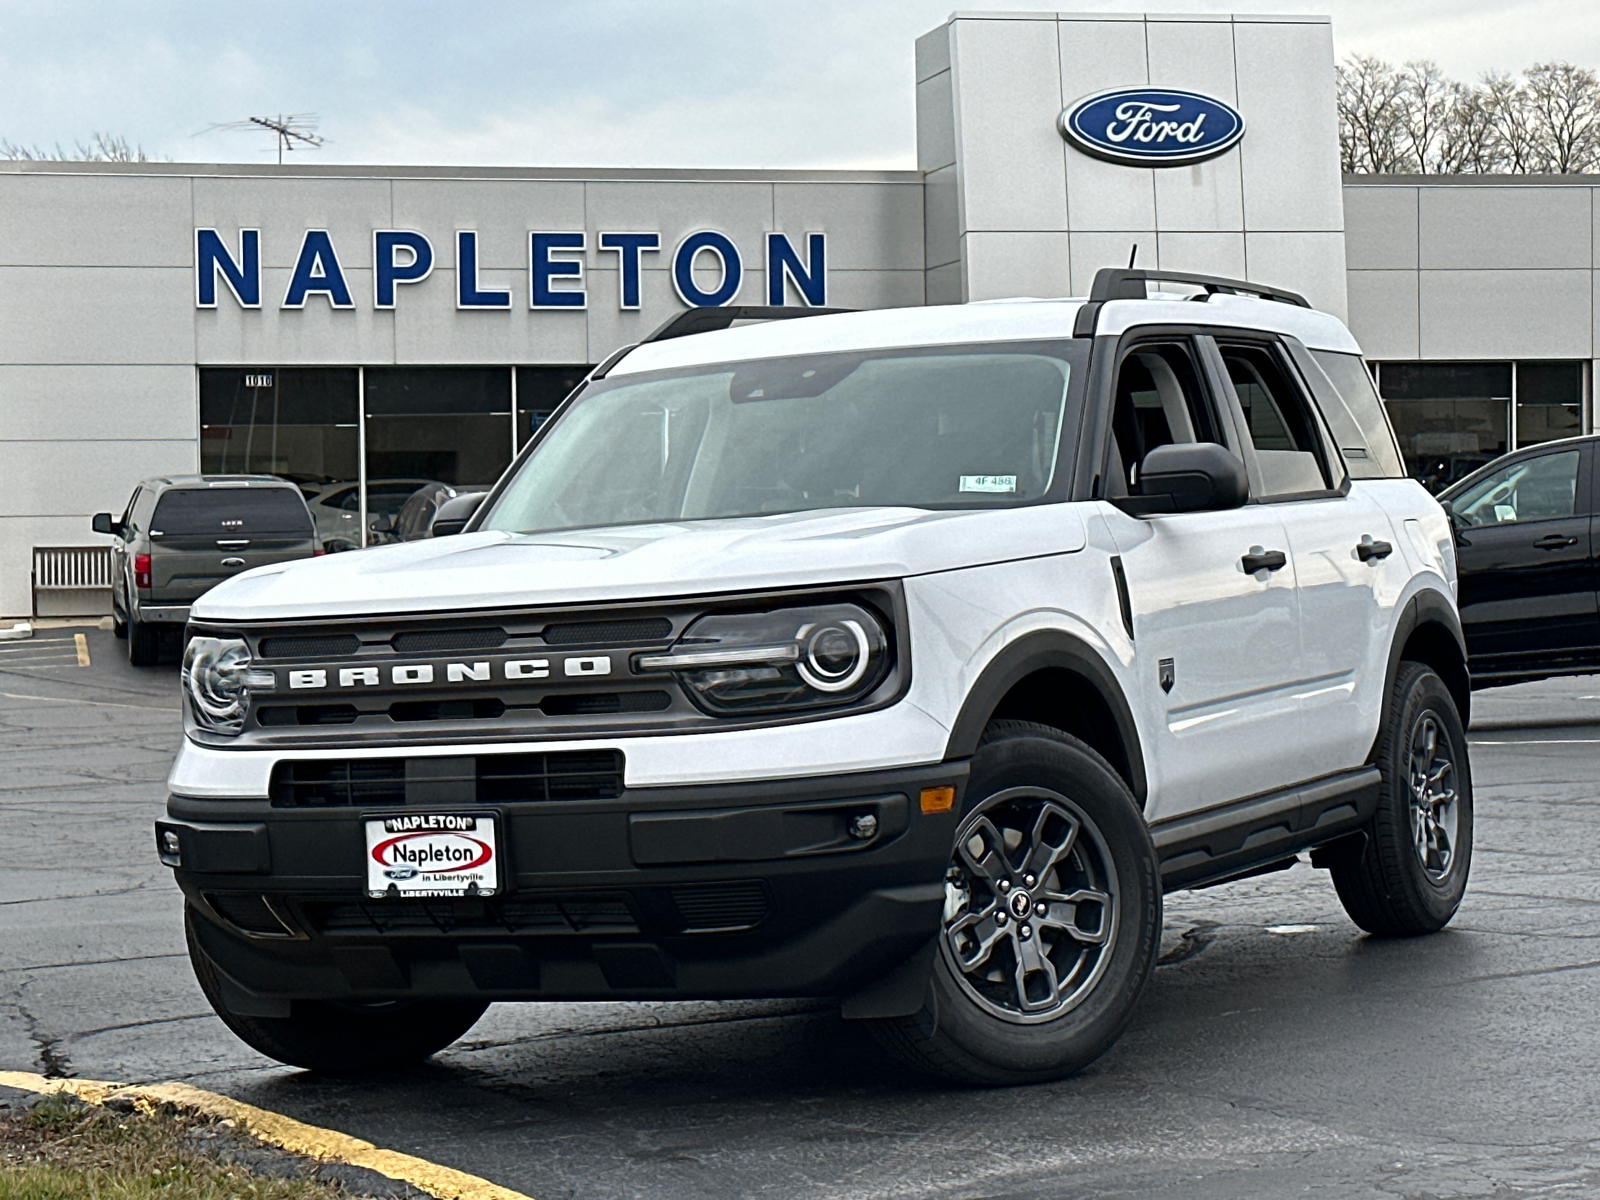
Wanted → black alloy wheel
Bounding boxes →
[870,721,1160,1086]
[1330,662,1473,936]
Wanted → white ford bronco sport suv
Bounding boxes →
[159,269,1471,1085]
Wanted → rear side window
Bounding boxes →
[1309,350,1407,480]
[1217,342,1333,498]
[152,488,313,536]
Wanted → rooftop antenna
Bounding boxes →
[200,114,324,165]
[1128,244,1139,268]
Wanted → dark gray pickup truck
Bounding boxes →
[94,476,320,665]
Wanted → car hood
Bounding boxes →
[190,505,1087,621]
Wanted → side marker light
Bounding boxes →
[919,787,955,814]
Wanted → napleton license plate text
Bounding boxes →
[364,812,499,898]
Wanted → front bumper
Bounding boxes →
[162,760,966,1005]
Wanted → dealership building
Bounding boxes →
[3,9,1598,619]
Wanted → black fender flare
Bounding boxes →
[941,628,1148,805]
[1373,589,1470,759]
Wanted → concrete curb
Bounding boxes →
[0,1071,535,1200]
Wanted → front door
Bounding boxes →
[1097,336,1305,822]
[1448,443,1597,677]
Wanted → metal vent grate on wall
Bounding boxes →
[33,546,113,590]
[32,546,113,618]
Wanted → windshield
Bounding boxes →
[481,341,1083,535]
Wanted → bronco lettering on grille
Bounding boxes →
[282,653,615,691]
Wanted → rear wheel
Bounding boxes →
[126,611,159,666]
[111,591,127,639]
[1330,662,1472,936]
[870,721,1160,1086]
[187,907,488,1074]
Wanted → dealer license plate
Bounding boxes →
[364,812,499,898]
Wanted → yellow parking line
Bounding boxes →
[0,1071,534,1200]
[75,633,90,666]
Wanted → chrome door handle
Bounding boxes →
[221,557,245,568]
[1356,536,1393,562]
[1533,534,1578,550]
[1241,548,1288,574]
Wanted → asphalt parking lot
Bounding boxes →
[5,624,1600,1199]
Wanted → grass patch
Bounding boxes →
[0,1092,361,1200]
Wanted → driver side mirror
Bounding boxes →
[92,513,115,536]
[369,514,395,535]
[1111,442,1249,516]
[431,491,486,537]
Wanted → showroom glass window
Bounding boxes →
[1375,362,1510,493]
[199,369,359,488]
[363,367,514,488]
[1515,362,1583,448]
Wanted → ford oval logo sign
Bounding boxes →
[1059,87,1245,167]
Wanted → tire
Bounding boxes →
[186,907,488,1074]
[1330,661,1473,937]
[111,592,127,639]
[869,721,1161,1086]
[127,612,159,666]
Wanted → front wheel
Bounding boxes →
[187,907,488,1073]
[870,721,1161,1086]
[1330,662,1473,936]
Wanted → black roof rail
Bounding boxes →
[1087,267,1311,308]
[641,304,855,345]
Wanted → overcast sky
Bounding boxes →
[2,0,1596,169]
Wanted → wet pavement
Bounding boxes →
[4,625,1600,1198]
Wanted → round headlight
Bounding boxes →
[796,620,871,692]
[638,603,890,715]
[182,637,274,736]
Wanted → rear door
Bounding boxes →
[1447,443,1596,677]
[149,486,317,603]
[1203,333,1401,781]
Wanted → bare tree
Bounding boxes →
[1339,55,1600,174]
[1439,82,1500,172]
[0,132,161,162]
[1337,55,1410,172]
[1397,60,1453,172]
[1523,61,1600,172]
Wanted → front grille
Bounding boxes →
[272,759,406,807]
[305,895,639,935]
[669,882,769,932]
[476,751,625,802]
[539,691,671,717]
[270,750,625,807]
[392,628,508,654]
[543,617,672,645]
[256,693,670,726]
[259,634,360,659]
[258,704,359,727]
[389,698,507,723]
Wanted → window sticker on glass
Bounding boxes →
[960,475,1017,494]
